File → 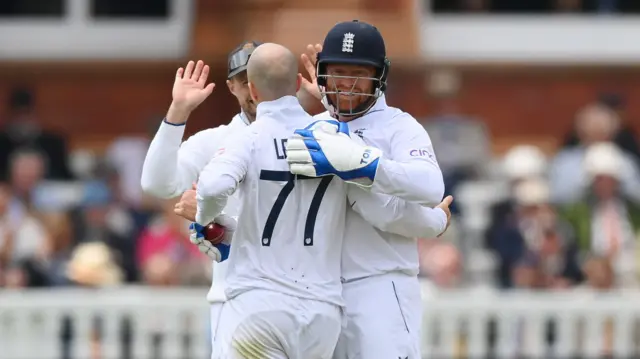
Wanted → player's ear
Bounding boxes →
[226,80,234,94]
[296,73,302,93]
[248,81,259,103]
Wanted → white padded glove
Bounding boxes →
[189,213,237,262]
[286,120,382,187]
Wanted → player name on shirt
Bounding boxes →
[273,138,288,160]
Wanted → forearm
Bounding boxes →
[140,121,190,198]
[349,187,447,238]
[372,158,445,206]
[195,175,237,225]
[400,205,447,238]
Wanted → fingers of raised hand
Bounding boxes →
[191,60,204,82]
[306,44,320,60]
[183,61,195,79]
[198,64,210,85]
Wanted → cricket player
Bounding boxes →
[286,20,446,358]
[194,43,347,359]
[141,38,450,359]
[194,43,451,359]
[140,41,261,351]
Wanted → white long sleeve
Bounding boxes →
[371,114,444,206]
[140,120,238,199]
[195,128,255,225]
[348,186,447,239]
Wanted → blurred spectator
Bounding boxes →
[93,160,148,236]
[0,87,73,181]
[136,199,209,286]
[8,148,46,207]
[422,69,491,214]
[104,117,158,210]
[419,239,462,289]
[485,145,548,255]
[66,241,123,287]
[597,93,640,164]
[141,253,179,287]
[581,255,615,290]
[549,103,640,203]
[559,142,640,286]
[38,211,74,286]
[0,181,48,271]
[72,180,138,283]
[563,93,640,166]
[488,178,583,288]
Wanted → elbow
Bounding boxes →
[416,175,445,206]
[196,182,218,200]
[198,174,238,200]
[140,176,179,199]
[428,180,446,205]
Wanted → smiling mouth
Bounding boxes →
[337,91,362,96]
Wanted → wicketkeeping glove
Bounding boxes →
[189,213,237,262]
[286,120,382,187]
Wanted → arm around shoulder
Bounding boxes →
[348,185,449,239]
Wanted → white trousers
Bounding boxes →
[333,273,422,359]
[212,289,342,359]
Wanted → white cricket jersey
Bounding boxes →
[314,95,447,281]
[140,112,249,303]
[195,96,347,307]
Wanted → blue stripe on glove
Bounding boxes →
[189,222,231,262]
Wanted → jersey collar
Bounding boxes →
[239,110,251,125]
[256,96,304,121]
[344,94,388,127]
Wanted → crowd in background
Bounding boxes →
[417,69,640,295]
[0,87,211,289]
[1,79,639,295]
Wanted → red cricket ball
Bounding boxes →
[204,223,226,245]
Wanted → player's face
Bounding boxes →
[324,64,376,112]
[227,72,256,122]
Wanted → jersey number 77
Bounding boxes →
[259,170,333,247]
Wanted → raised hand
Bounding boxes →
[298,44,325,114]
[300,44,322,98]
[166,60,215,124]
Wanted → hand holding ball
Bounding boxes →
[204,223,226,245]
